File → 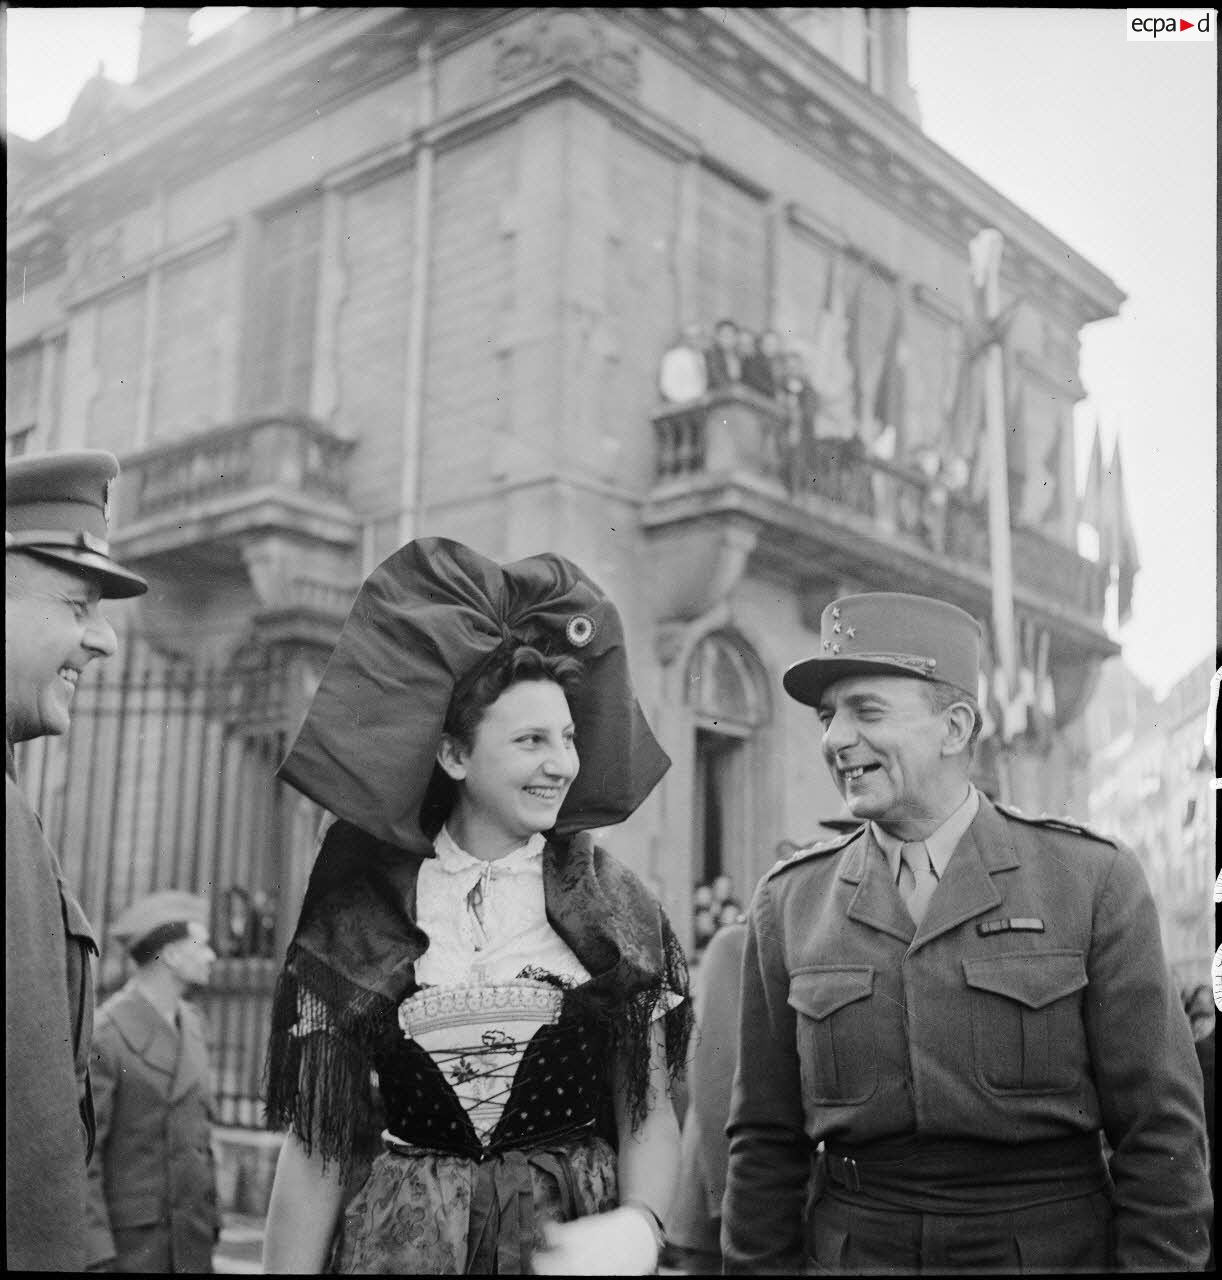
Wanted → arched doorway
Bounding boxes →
[684,630,771,955]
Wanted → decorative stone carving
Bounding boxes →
[647,520,759,628]
[493,10,641,96]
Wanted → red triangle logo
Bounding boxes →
[1179,18,1194,30]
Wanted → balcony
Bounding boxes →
[644,387,1114,658]
[112,413,360,566]
[110,414,362,658]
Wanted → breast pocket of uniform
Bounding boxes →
[962,951,1087,1094]
[787,966,877,1104]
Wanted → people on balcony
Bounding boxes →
[780,350,818,495]
[659,323,711,404]
[261,538,691,1275]
[704,318,743,389]
[753,329,787,400]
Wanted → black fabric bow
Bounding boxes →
[277,537,671,855]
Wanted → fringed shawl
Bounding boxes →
[264,820,692,1177]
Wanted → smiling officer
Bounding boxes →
[721,592,1211,1274]
[6,450,147,1271]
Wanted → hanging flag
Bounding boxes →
[1078,420,1105,533]
[1040,414,1065,530]
[1034,624,1056,743]
[1103,439,1141,623]
[871,288,908,454]
[942,275,987,464]
[941,264,1023,501]
[1006,378,1029,523]
[842,256,870,432]
[969,229,1018,756]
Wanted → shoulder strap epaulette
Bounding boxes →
[765,826,864,879]
[994,800,1117,846]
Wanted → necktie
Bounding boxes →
[898,841,938,927]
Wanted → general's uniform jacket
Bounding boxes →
[5,751,98,1271]
[722,793,1211,1273]
[85,984,221,1272]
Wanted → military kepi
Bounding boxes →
[112,890,209,964]
[783,591,982,706]
[6,449,148,598]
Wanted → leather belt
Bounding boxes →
[823,1132,1110,1214]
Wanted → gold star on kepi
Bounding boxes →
[6,449,148,598]
[782,592,982,707]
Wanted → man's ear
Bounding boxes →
[436,734,468,781]
[941,702,976,757]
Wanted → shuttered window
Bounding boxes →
[695,167,768,332]
[153,242,229,441]
[244,196,322,414]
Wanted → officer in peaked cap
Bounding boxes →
[86,890,220,1273]
[6,450,146,1270]
[7,448,148,600]
[722,592,1210,1274]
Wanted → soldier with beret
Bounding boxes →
[6,450,147,1271]
[721,592,1212,1273]
[85,891,221,1273]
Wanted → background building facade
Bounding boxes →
[1083,653,1216,994]
[8,7,1132,1134]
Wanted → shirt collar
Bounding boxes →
[433,825,547,874]
[872,785,980,882]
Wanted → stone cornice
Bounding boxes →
[13,9,508,228]
[618,6,1125,327]
[9,5,1124,333]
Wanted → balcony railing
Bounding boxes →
[124,413,354,520]
[654,387,789,489]
[109,413,361,571]
[650,391,1109,622]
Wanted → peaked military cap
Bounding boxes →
[112,890,210,958]
[6,449,148,598]
[784,591,982,706]
[277,536,671,854]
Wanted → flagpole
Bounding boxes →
[970,229,1017,796]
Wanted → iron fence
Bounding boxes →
[15,639,321,1128]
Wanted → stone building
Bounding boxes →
[1083,654,1217,992]
[7,7,1127,1132]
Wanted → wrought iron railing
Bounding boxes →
[650,392,1109,620]
[14,641,318,1128]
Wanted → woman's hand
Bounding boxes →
[532,1204,660,1275]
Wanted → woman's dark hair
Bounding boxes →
[420,644,584,836]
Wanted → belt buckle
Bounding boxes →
[842,1156,861,1193]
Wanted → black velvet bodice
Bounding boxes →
[372,1008,615,1160]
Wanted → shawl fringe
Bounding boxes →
[263,944,395,1177]
[262,822,693,1176]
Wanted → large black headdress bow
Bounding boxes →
[277,537,670,852]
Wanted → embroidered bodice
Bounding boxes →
[375,977,612,1158]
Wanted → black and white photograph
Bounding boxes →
[5,7,1216,1273]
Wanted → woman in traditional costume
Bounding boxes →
[261,538,691,1274]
